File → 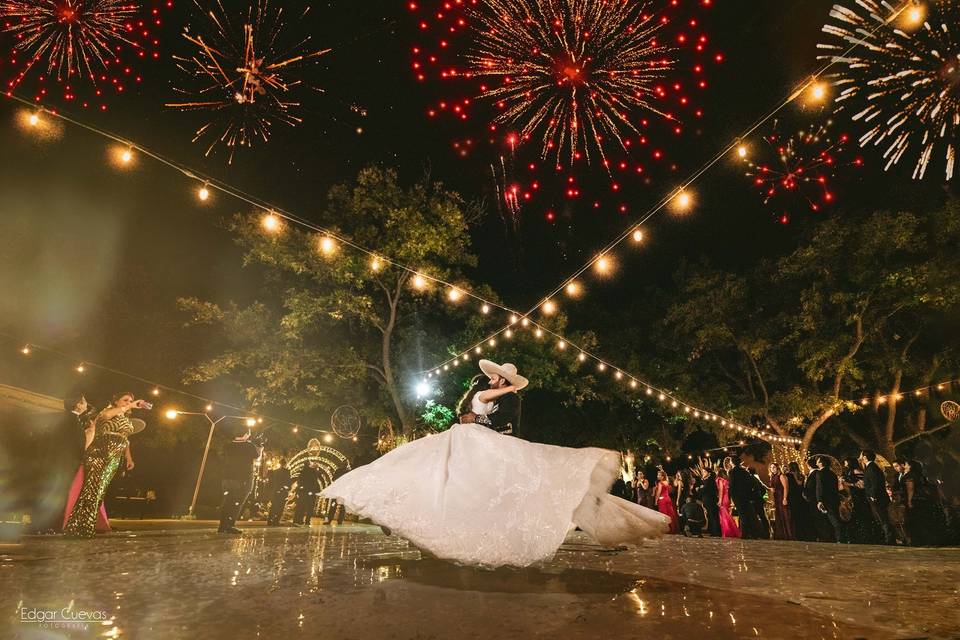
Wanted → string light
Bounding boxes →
[736,144,748,159]
[370,256,383,272]
[412,274,428,290]
[448,287,463,302]
[807,80,828,103]
[197,184,211,202]
[565,281,581,297]
[319,236,337,256]
[151,388,161,397]
[594,255,613,274]
[262,212,282,233]
[541,300,557,315]
[76,363,85,373]
[671,189,693,213]
[631,229,644,243]
[245,418,258,428]
[20,345,30,355]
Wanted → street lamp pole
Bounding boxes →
[166,411,255,519]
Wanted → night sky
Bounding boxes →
[0,0,948,413]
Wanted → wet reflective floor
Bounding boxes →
[2,523,957,639]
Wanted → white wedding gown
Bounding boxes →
[321,395,670,567]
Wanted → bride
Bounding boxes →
[322,360,670,567]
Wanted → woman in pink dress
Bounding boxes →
[716,468,742,538]
[653,470,680,534]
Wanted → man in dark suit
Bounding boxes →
[697,466,721,536]
[859,450,896,544]
[815,456,845,543]
[725,456,762,539]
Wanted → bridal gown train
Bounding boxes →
[321,396,670,567]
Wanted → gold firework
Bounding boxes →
[468,0,674,167]
[167,0,330,162]
[819,0,960,180]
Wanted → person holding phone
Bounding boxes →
[63,392,148,538]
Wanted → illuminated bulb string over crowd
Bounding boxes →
[3,0,928,450]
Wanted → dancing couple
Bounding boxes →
[323,359,670,567]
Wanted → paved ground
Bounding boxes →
[2,521,957,639]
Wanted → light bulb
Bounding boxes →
[198,185,210,201]
[565,281,581,296]
[319,236,337,255]
[632,229,643,243]
[541,300,556,315]
[165,409,179,420]
[370,256,383,271]
[448,288,462,302]
[413,274,427,290]
[262,213,281,232]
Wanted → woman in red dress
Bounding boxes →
[716,468,742,538]
[653,469,680,534]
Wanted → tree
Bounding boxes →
[180,167,484,438]
[658,200,960,455]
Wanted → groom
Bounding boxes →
[458,360,524,435]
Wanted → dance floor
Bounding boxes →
[2,522,957,639]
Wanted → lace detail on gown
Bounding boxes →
[322,419,670,567]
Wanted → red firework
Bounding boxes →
[0,0,170,110]
[410,0,722,220]
[743,119,864,225]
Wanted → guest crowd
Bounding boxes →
[620,452,956,546]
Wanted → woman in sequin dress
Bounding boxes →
[63,393,145,538]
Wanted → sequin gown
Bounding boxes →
[63,413,134,538]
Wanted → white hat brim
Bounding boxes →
[478,359,529,391]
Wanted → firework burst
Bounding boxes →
[0,0,165,110]
[168,0,330,163]
[743,119,863,224]
[819,0,960,180]
[411,0,721,219]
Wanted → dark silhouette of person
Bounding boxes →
[859,450,896,544]
[293,461,321,526]
[815,456,845,543]
[725,456,762,539]
[266,458,292,526]
[217,427,262,534]
[699,467,721,536]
